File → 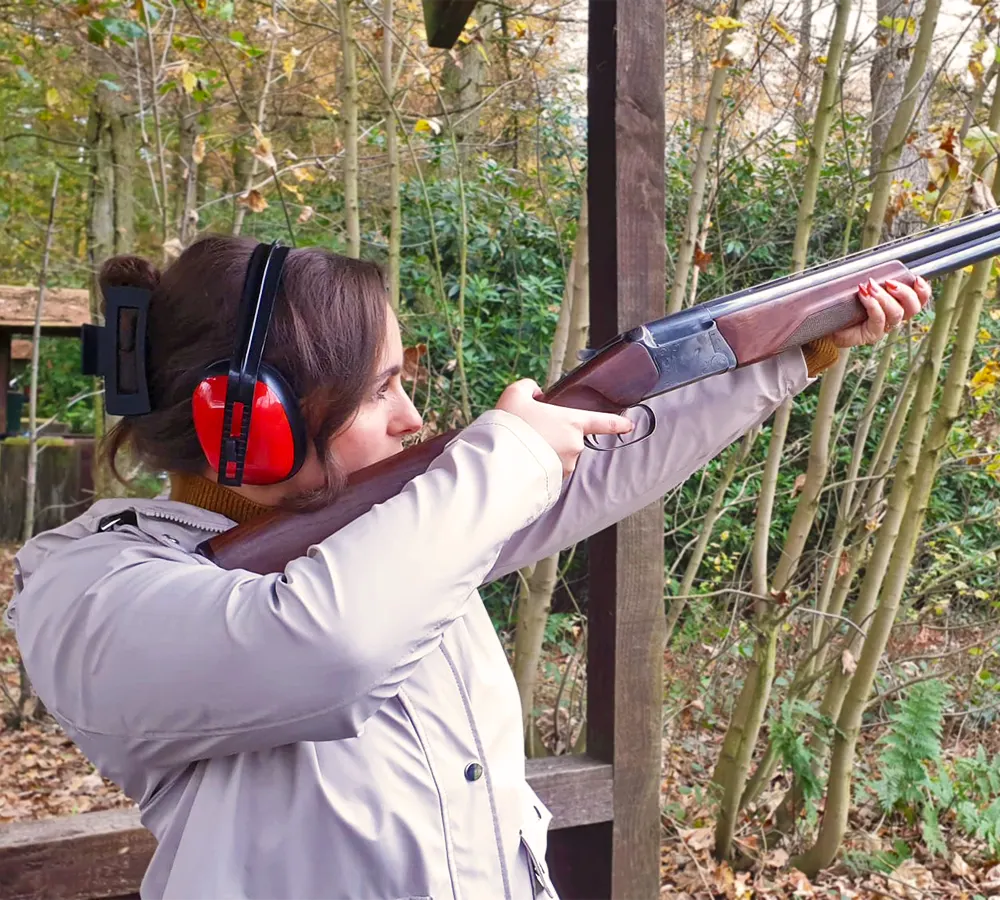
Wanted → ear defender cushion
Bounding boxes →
[192,361,308,486]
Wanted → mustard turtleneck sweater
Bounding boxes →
[168,472,273,524]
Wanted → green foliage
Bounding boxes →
[11,338,95,435]
[771,699,826,819]
[871,679,949,816]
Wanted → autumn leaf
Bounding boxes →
[44,86,60,108]
[693,244,713,272]
[251,125,277,169]
[707,15,745,29]
[182,68,197,95]
[970,359,1000,397]
[793,472,807,495]
[297,205,314,224]
[769,17,796,44]
[414,117,442,135]
[282,48,301,79]
[192,134,205,165]
[403,344,429,384]
[314,94,336,114]
[238,189,268,212]
[841,649,857,675]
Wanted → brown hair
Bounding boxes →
[99,235,389,499]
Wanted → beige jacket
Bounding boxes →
[6,351,809,900]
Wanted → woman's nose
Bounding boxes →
[395,393,423,436]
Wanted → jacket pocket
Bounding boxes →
[519,786,556,898]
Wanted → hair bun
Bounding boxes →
[99,255,161,293]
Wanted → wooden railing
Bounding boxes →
[0,756,612,900]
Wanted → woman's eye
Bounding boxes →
[375,381,391,400]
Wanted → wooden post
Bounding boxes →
[549,2,667,897]
[0,329,10,435]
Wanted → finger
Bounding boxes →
[913,274,932,307]
[883,278,922,320]
[857,282,885,337]
[581,412,634,436]
[866,279,903,330]
[507,378,541,400]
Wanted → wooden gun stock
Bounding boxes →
[715,260,913,366]
[200,340,660,574]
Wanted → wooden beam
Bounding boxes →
[421,0,478,49]
[0,809,150,900]
[580,1,667,897]
[526,755,613,827]
[0,330,11,436]
[0,757,610,900]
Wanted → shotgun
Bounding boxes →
[201,207,1000,574]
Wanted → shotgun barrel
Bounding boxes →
[202,208,1000,574]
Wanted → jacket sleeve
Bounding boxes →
[486,349,811,581]
[13,411,562,768]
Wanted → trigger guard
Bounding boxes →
[583,404,657,452]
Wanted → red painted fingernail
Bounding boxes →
[885,278,901,289]
[858,283,869,296]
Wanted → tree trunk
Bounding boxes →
[23,170,59,544]
[233,39,278,237]
[174,92,201,245]
[383,0,400,309]
[86,82,135,498]
[339,0,361,257]
[665,435,752,645]
[864,0,940,248]
[666,0,741,314]
[794,256,993,875]
[441,10,492,165]
[713,622,778,860]
[513,186,588,748]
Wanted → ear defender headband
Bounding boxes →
[191,241,308,487]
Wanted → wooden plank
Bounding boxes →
[0,809,152,900]
[0,761,609,900]
[583,1,667,898]
[421,0,478,49]
[526,755,613,828]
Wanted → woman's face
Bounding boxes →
[328,308,423,474]
[284,308,423,496]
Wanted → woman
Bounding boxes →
[6,236,929,899]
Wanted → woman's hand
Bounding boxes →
[831,274,933,348]
[496,379,634,478]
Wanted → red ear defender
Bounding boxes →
[191,242,307,487]
[193,362,306,486]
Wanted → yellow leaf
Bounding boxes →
[414,117,442,135]
[282,48,300,79]
[45,87,60,108]
[770,17,797,44]
[313,94,335,114]
[971,360,1000,397]
[238,189,268,212]
[292,166,314,183]
[192,134,205,165]
[815,55,828,65]
[979,327,992,343]
[283,182,303,202]
[991,308,1000,320]
[708,15,744,29]
[182,69,197,94]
